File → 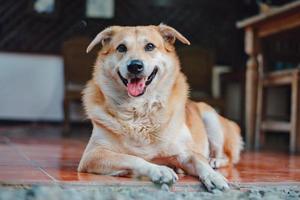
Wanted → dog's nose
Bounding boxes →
[127,60,144,75]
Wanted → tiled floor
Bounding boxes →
[0,124,300,187]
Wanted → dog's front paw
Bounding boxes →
[148,165,178,185]
[209,157,229,169]
[199,170,229,191]
[209,158,219,169]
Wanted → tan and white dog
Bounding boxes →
[78,24,243,191]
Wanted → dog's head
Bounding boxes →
[87,24,190,98]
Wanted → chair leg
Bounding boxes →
[63,97,71,136]
[255,78,264,150]
[290,73,300,153]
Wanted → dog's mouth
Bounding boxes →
[118,67,158,97]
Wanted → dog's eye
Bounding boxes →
[116,44,127,53]
[145,43,155,51]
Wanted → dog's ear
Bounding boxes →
[86,26,119,53]
[158,24,190,46]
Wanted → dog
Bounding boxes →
[78,24,243,191]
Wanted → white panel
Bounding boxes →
[212,65,231,98]
[0,52,64,121]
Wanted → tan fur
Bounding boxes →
[78,24,242,191]
[196,102,243,165]
[185,101,209,158]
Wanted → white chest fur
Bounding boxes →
[112,96,167,146]
[118,105,192,160]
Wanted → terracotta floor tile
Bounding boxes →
[42,163,199,185]
[1,125,300,186]
[0,144,28,166]
[0,165,52,183]
[48,168,139,183]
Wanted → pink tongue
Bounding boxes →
[127,79,146,97]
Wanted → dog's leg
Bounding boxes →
[201,111,230,168]
[202,111,224,158]
[196,103,243,167]
[89,106,124,135]
[178,152,229,191]
[78,147,178,185]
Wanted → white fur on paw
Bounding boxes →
[148,165,178,185]
[200,170,229,191]
[209,157,228,169]
[209,158,220,169]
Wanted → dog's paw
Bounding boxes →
[209,157,229,169]
[209,158,225,169]
[199,170,229,192]
[148,165,178,185]
[209,158,219,169]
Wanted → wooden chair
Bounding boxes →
[62,37,98,134]
[177,46,225,112]
[255,66,300,153]
[237,1,300,152]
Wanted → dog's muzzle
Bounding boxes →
[118,67,158,97]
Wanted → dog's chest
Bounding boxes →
[113,99,167,146]
[122,108,165,143]
[120,123,192,161]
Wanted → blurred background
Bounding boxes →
[0,0,299,152]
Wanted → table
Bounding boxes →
[237,1,300,150]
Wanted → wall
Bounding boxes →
[0,0,246,67]
[0,52,64,121]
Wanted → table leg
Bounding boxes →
[245,28,259,150]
